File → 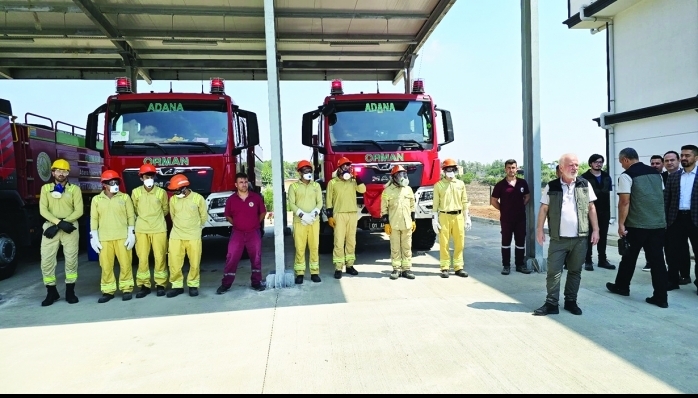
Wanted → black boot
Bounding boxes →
[295,275,304,284]
[167,288,184,298]
[65,283,79,304]
[345,266,359,276]
[334,270,342,279]
[156,286,166,297]
[136,286,151,299]
[98,293,114,303]
[310,274,321,283]
[41,285,60,307]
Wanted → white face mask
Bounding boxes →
[51,191,63,199]
[109,185,120,193]
[303,173,313,181]
[143,178,154,188]
[445,171,456,179]
[342,172,351,181]
[176,193,185,198]
[400,178,409,187]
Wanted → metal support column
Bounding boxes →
[403,68,412,94]
[521,0,545,272]
[125,66,138,93]
[264,0,288,288]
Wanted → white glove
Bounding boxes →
[465,213,472,231]
[90,230,102,254]
[125,226,136,250]
[296,209,305,218]
[301,212,315,225]
[432,215,441,234]
[312,208,321,217]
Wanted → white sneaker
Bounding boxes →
[642,264,651,272]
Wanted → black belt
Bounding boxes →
[440,210,462,215]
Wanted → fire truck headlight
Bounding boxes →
[210,197,227,209]
[420,190,433,202]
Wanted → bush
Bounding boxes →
[262,187,274,211]
[458,172,475,185]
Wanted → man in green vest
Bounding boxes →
[534,153,600,316]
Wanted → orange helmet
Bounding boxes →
[337,157,351,168]
[139,163,157,176]
[390,165,406,175]
[296,160,312,171]
[167,174,190,190]
[442,159,457,169]
[100,170,120,183]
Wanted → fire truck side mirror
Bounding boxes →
[86,103,107,153]
[302,110,320,148]
[438,108,455,146]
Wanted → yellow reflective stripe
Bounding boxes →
[171,281,184,288]
[101,282,117,292]
[118,280,134,290]
[154,271,168,278]
[43,276,57,283]
[136,272,150,279]
[345,255,356,261]
[65,273,78,279]
[391,260,401,266]
[332,257,345,264]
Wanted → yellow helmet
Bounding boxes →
[51,159,70,172]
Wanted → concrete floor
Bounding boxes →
[0,220,697,393]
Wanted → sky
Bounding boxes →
[0,0,608,165]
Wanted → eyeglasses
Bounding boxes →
[105,180,119,186]
[592,160,604,164]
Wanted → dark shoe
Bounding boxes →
[678,277,691,285]
[334,270,342,279]
[563,301,583,315]
[310,274,321,283]
[455,269,468,278]
[136,286,151,299]
[440,270,449,278]
[645,296,668,308]
[345,266,359,276]
[515,266,532,275]
[251,283,266,292]
[189,287,199,297]
[216,284,231,295]
[606,282,630,296]
[41,285,61,307]
[401,270,416,280]
[533,303,559,316]
[501,266,511,275]
[390,270,400,280]
[597,259,616,270]
[166,288,184,298]
[98,293,114,303]
[156,286,166,297]
[295,275,304,285]
[122,292,133,301]
[585,262,594,271]
[65,283,79,304]
[642,264,651,272]
[667,283,680,291]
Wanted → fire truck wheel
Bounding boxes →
[411,219,437,251]
[0,233,18,281]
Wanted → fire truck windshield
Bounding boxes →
[328,100,434,151]
[106,100,229,154]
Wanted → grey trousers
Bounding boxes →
[546,237,588,305]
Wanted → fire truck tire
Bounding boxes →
[0,232,18,281]
[411,219,436,251]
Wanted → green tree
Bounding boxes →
[262,187,274,211]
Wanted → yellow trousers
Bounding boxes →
[333,212,358,270]
[438,213,465,271]
[40,222,80,286]
[293,219,320,276]
[135,232,168,288]
[98,239,134,294]
[390,228,412,270]
[168,239,202,288]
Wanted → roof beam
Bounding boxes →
[71,0,151,84]
[0,68,12,79]
[0,2,429,19]
[393,0,456,85]
[0,47,405,58]
[1,28,416,42]
[0,58,405,71]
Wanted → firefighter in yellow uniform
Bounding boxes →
[90,170,137,303]
[326,157,366,279]
[381,165,416,280]
[166,174,207,298]
[432,159,472,278]
[131,163,169,298]
[38,159,83,306]
[289,160,323,284]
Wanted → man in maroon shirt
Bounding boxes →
[491,159,532,275]
[217,173,267,294]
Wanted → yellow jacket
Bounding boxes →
[169,191,207,240]
[433,177,468,213]
[39,182,83,225]
[288,180,322,222]
[90,191,135,241]
[381,182,415,231]
[326,176,366,213]
[131,185,169,234]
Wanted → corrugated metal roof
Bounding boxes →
[0,0,455,83]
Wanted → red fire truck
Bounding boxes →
[84,78,261,238]
[0,98,103,280]
[301,79,455,252]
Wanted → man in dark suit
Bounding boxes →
[581,154,615,271]
[664,145,698,292]
[662,151,680,185]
